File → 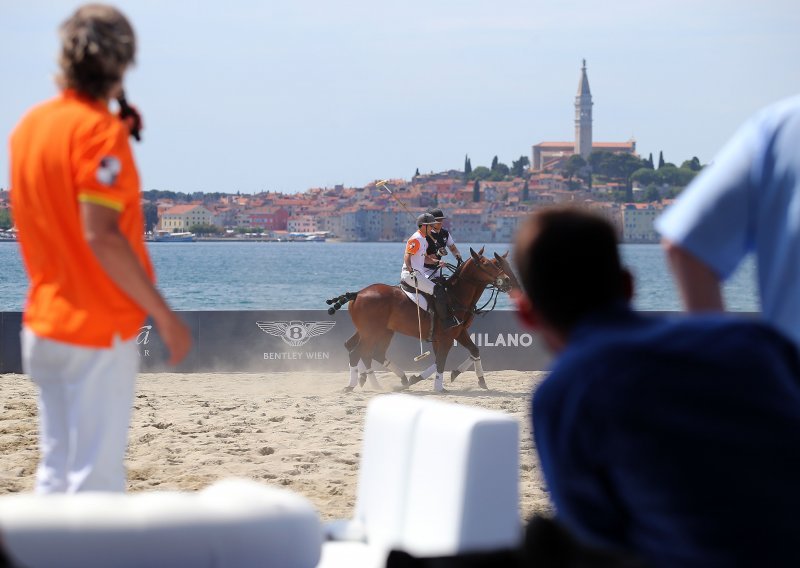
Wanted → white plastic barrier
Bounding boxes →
[320,394,520,567]
[0,478,323,568]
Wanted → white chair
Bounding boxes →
[401,400,521,557]
[320,394,520,567]
[0,478,323,568]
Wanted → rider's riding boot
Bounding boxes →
[434,285,459,329]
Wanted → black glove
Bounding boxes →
[456,256,463,267]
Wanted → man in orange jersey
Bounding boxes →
[9,5,191,493]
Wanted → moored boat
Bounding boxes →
[153,231,196,242]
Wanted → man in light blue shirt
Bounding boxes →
[656,95,800,350]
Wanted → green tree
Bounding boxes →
[646,153,654,169]
[511,155,530,177]
[522,179,529,201]
[489,162,510,181]
[414,168,420,177]
[189,223,222,235]
[657,165,699,187]
[642,186,662,203]
[631,167,658,186]
[590,152,648,201]
[142,202,159,233]
[469,166,492,181]
[680,157,702,172]
[0,208,12,230]
[658,151,665,169]
[472,180,480,202]
[491,156,499,171]
[561,155,587,185]
[464,154,472,176]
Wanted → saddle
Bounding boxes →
[399,281,434,313]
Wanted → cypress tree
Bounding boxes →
[491,156,499,171]
[522,179,529,202]
[647,153,654,169]
[464,154,472,175]
[658,151,665,169]
[473,180,480,202]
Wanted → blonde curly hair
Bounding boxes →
[57,4,136,99]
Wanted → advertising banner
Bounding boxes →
[0,310,551,374]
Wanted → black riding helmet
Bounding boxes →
[417,213,436,227]
[428,208,446,220]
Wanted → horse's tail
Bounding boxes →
[325,291,358,315]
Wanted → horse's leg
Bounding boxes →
[371,332,408,387]
[357,360,368,387]
[344,333,362,392]
[432,340,452,393]
[361,352,382,390]
[407,363,436,386]
[473,357,487,390]
[452,329,487,389]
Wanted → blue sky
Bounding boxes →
[2,0,799,194]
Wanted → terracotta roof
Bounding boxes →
[162,204,209,215]
[534,142,574,149]
[592,142,635,149]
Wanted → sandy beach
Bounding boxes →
[0,370,550,522]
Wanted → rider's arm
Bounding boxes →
[447,233,462,263]
[404,251,415,274]
[450,244,463,264]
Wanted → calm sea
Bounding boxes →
[0,241,758,313]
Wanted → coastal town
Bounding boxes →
[0,62,702,244]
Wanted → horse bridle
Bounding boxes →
[446,256,511,293]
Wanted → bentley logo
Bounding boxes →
[257,320,336,347]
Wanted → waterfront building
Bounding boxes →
[287,214,318,233]
[531,60,637,170]
[380,207,409,241]
[450,208,493,242]
[160,204,216,232]
[492,211,529,242]
[622,203,661,243]
[244,206,289,231]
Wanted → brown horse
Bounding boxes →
[408,250,521,389]
[326,247,513,392]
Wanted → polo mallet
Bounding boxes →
[412,273,431,361]
[377,180,417,222]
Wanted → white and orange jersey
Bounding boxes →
[401,230,429,275]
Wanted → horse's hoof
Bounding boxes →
[450,370,460,383]
[478,377,488,390]
[407,375,423,386]
[401,375,409,386]
[358,373,367,387]
[342,386,355,393]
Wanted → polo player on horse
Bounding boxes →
[401,213,460,331]
[424,208,463,279]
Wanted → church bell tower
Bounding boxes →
[575,59,593,159]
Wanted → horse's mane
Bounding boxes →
[444,255,474,287]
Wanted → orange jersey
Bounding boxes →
[9,90,154,347]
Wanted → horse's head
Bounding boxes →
[461,247,512,293]
[492,251,521,292]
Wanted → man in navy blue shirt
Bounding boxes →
[512,207,800,568]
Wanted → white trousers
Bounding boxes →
[21,327,139,494]
[401,269,435,295]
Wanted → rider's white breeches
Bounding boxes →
[401,269,435,295]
